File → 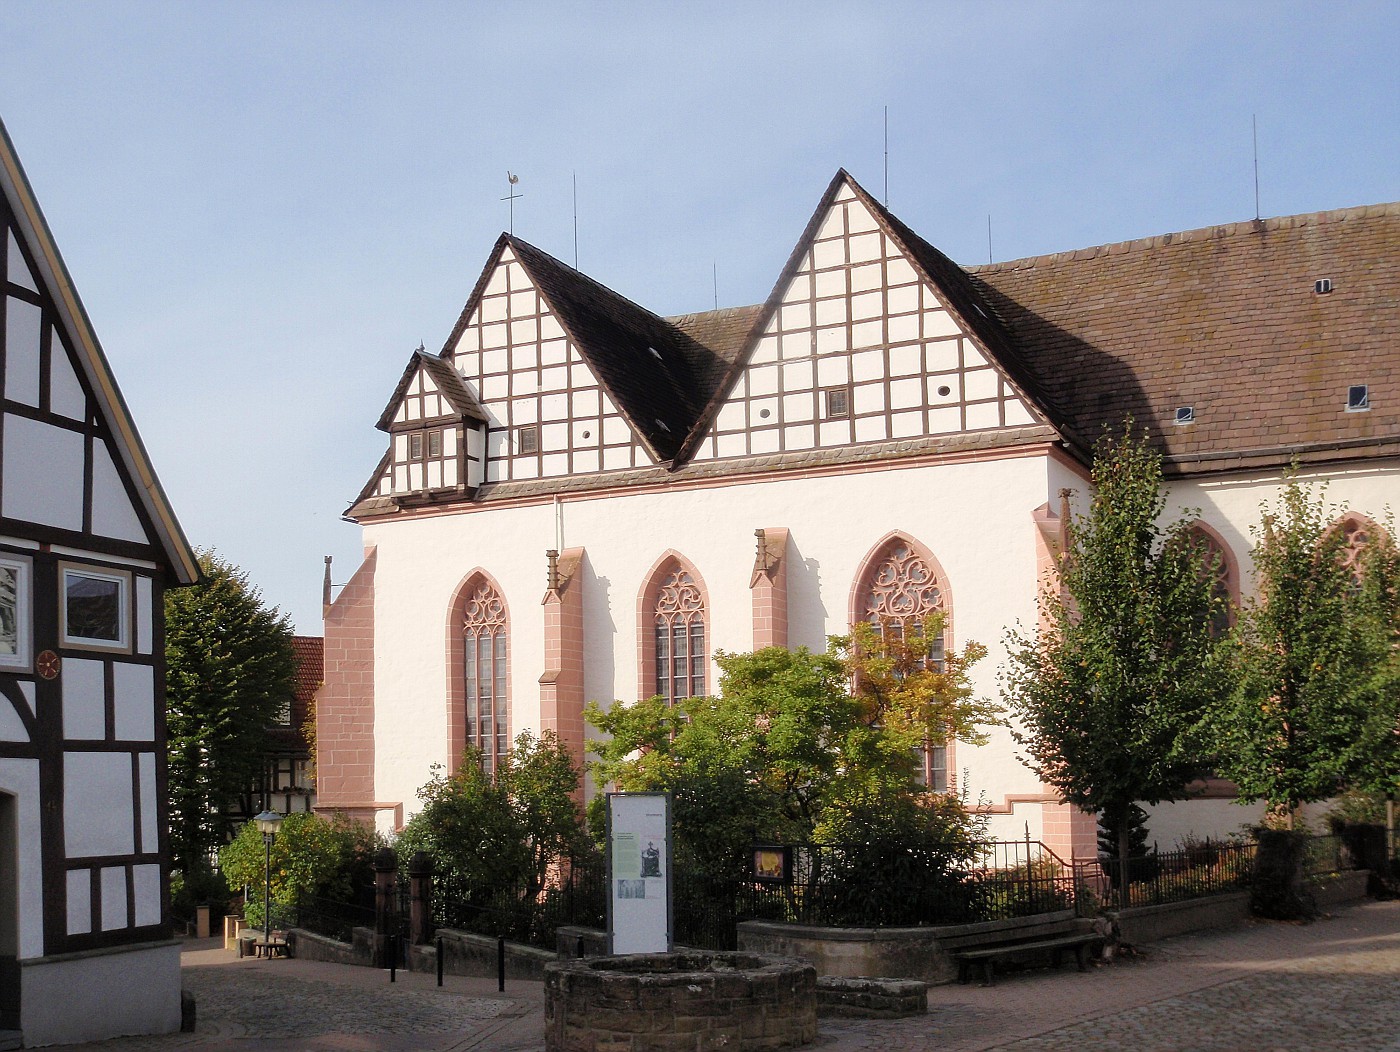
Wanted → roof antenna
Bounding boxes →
[572,171,579,269]
[713,262,718,310]
[501,171,523,236]
[1252,115,1260,221]
[987,215,993,264]
[883,105,889,207]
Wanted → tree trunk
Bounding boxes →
[1118,803,1132,911]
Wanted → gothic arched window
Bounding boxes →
[462,578,508,773]
[1336,515,1378,590]
[642,558,707,705]
[1186,524,1236,638]
[854,534,950,790]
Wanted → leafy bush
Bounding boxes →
[395,731,591,941]
[219,812,381,929]
[170,865,230,924]
[1251,828,1317,920]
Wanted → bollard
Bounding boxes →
[389,934,397,983]
[437,935,444,987]
[497,935,505,992]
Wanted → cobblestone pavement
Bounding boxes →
[816,898,1400,1051]
[50,899,1400,1051]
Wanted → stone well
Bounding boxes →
[543,951,818,1052]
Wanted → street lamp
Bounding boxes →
[252,810,284,952]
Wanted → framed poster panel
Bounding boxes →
[606,792,672,954]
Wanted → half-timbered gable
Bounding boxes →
[0,115,196,1047]
[690,171,1047,463]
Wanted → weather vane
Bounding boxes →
[501,171,523,236]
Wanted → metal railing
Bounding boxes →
[1089,838,1256,910]
[432,854,606,950]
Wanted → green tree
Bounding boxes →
[586,636,995,879]
[1003,425,1233,892]
[1213,480,1400,822]
[219,812,380,929]
[396,730,589,909]
[496,730,592,895]
[167,552,295,876]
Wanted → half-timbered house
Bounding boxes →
[0,117,198,1047]
[318,169,1400,856]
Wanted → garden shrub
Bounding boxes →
[1250,827,1317,920]
[219,811,381,929]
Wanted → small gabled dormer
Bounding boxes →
[377,349,488,505]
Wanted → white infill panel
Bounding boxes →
[133,864,161,926]
[7,229,39,292]
[0,694,26,741]
[100,866,128,930]
[62,658,107,740]
[138,752,157,852]
[2,415,85,531]
[92,442,148,543]
[112,663,155,741]
[4,296,42,407]
[66,868,92,935]
[50,340,87,421]
[64,752,135,857]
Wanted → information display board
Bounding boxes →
[606,792,672,954]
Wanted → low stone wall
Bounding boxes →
[1108,892,1251,946]
[544,952,817,1052]
[738,909,1082,984]
[815,976,927,1018]
[287,928,366,966]
[410,928,557,981]
[555,925,608,958]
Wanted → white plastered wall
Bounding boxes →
[366,451,1069,831]
[1165,460,1400,601]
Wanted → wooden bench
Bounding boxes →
[941,916,1101,986]
[238,930,290,958]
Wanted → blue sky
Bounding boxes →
[1,2,1396,632]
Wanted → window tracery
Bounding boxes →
[652,565,705,704]
[462,580,508,772]
[856,537,948,790]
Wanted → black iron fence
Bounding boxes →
[432,854,606,950]
[328,830,1382,956]
[1089,838,1256,909]
[272,891,375,943]
[730,840,1082,937]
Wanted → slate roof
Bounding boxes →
[971,203,1400,474]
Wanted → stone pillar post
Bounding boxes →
[373,846,398,967]
[408,850,434,946]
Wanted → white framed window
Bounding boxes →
[0,553,33,671]
[60,563,131,653]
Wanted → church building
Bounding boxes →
[0,117,199,1045]
[317,169,1399,858]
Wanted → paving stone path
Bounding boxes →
[53,898,1400,1051]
